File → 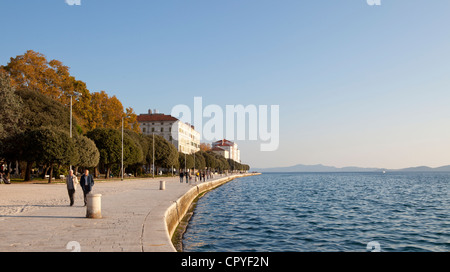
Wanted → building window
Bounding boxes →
[143,128,146,133]
[161,127,164,132]
[152,128,155,132]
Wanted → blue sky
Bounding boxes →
[1,0,450,168]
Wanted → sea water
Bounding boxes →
[182,172,450,252]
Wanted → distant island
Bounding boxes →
[252,164,450,173]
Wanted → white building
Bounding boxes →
[137,109,200,154]
[211,146,229,160]
[211,139,240,163]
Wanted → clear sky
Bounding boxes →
[1,0,450,169]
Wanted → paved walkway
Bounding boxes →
[0,175,241,252]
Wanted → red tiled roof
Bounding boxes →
[137,114,178,122]
[211,146,226,152]
[213,139,234,146]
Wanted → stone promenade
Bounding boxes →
[0,174,246,252]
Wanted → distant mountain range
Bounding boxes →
[252,164,450,173]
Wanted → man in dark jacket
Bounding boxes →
[80,169,94,206]
[179,171,184,183]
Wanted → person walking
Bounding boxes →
[80,169,94,206]
[65,170,79,206]
[179,171,184,183]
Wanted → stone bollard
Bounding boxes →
[86,193,102,219]
[160,180,165,190]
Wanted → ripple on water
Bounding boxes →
[182,173,450,252]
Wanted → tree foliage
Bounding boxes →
[73,134,100,168]
[1,50,251,179]
[0,70,22,142]
[22,127,76,183]
[2,50,140,133]
[3,50,72,102]
[15,88,76,132]
[87,128,142,178]
[178,152,194,170]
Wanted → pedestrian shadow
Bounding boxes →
[0,215,85,219]
[0,204,86,219]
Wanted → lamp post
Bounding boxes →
[69,92,81,172]
[121,117,124,181]
[190,128,195,181]
[152,132,155,178]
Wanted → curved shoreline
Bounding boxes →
[0,174,259,252]
[157,173,260,252]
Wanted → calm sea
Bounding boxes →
[182,172,450,252]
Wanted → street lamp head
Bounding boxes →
[68,91,82,98]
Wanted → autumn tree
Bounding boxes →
[2,50,139,133]
[88,91,140,132]
[2,50,73,103]
[124,107,140,133]
[199,143,211,152]
[70,77,93,132]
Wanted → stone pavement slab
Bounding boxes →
[0,175,244,252]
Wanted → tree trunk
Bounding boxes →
[43,164,50,179]
[48,164,53,183]
[6,161,11,180]
[24,161,33,181]
[105,166,110,179]
[15,160,19,178]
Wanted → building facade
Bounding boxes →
[137,109,200,154]
[211,139,241,163]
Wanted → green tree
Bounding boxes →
[0,70,23,171]
[0,70,22,141]
[72,134,100,171]
[87,128,142,179]
[15,88,76,132]
[144,134,179,174]
[124,130,147,176]
[23,127,76,183]
[194,151,206,171]
[178,152,194,171]
[1,89,77,181]
[154,135,178,171]
[123,130,144,171]
[204,151,218,170]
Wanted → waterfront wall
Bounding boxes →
[164,173,260,251]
